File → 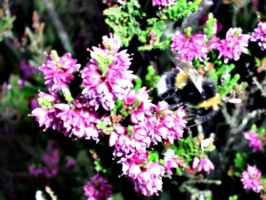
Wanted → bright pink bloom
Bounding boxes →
[155,102,187,144]
[251,22,266,51]
[241,165,263,193]
[83,174,112,200]
[134,162,165,196]
[82,35,136,111]
[163,149,179,175]
[243,130,263,152]
[192,157,214,174]
[152,0,175,7]
[213,28,250,63]
[171,30,208,61]
[39,53,81,92]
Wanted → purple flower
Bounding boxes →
[155,101,187,144]
[243,130,263,152]
[30,98,40,110]
[213,28,250,63]
[134,162,165,196]
[81,35,136,111]
[152,0,175,7]
[54,103,101,141]
[83,174,112,200]
[192,157,214,174]
[251,22,266,51]
[28,141,60,178]
[163,149,179,175]
[28,165,43,177]
[65,156,76,168]
[39,52,81,92]
[241,165,263,193]
[171,30,208,62]
[20,60,38,81]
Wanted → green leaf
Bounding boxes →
[148,151,159,162]
[133,76,142,91]
[113,100,123,113]
[96,121,108,129]
[234,153,248,171]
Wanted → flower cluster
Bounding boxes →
[213,28,250,63]
[171,30,208,62]
[192,157,214,174]
[152,0,175,7]
[171,26,250,64]
[251,22,266,51]
[81,35,136,111]
[39,52,81,92]
[83,174,112,200]
[243,130,263,152]
[241,165,263,193]
[30,35,189,196]
[110,98,187,196]
[28,141,60,178]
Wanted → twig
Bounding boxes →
[41,0,74,54]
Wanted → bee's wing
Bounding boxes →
[170,53,203,93]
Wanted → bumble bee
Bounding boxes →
[157,53,222,120]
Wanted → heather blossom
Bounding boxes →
[171,30,208,62]
[212,28,250,63]
[250,22,266,51]
[134,162,165,196]
[243,130,263,152]
[192,157,214,174]
[163,148,180,175]
[81,35,136,111]
[28,141,60,178]
[152,0,175,7]
[241,165,263,193]
[39,51,81,92]
[83,174,112,200]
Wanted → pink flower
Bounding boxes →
[81,35,136,111]
[39,52,81,92]
[163,149,179,175]
[213,28,250,63]
[54,103,101,141]
[241,165,263,193]
[20,60,38,81]
[28,141,60,178]
[155,102,187,144]
[251,22,266,51]
[134,162,165,196]
[192,157,214,174]
[171,30,208,62]
[152,0,175,7]
[83,174,112,200]
[243,130,263,152]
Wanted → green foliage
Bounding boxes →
[0,75,29,114]
[113,100,124,113]
[161,0,201,21]
[203,13,216,42]
[0,9,15,42]
[148,151,159,162]
[104,0,146,47]
[234,153,248,177]
[133,76,143,91]
[208,62,247,98]
[145,66,160,88]
[229,195,238,200]
[104,0,200,51]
